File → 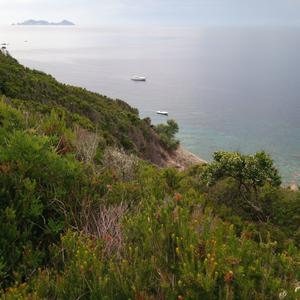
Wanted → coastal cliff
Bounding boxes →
[0,52,197,166]
[0,52,206,169]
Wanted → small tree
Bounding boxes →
[155,119,180,150]
[202,151,281,220]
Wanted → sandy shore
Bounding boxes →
[165,146,207,170]
[290,183,299,192]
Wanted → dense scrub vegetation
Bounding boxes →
[1,52,300,299]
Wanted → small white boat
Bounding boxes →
[131,76,146,81]
[156,111,168,116]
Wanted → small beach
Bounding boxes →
[166,146,207,170]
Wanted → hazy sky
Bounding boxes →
[1,0,300,26]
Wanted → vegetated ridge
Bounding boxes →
[0,52,177,166]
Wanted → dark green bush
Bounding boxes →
[0,129,87,286]
[155,119,180,150]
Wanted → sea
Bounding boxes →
[1,25,300,185]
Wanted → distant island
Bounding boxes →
[13,19,75,26]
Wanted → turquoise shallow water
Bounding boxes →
[1,25,300,184]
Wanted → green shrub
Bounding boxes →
[202,151,281,221]
[155,119,180,150]
[0,98,24,133]
[0,130,86,286]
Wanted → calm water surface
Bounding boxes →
[1,25,300,184]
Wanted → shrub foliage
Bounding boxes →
[155,119,180,150]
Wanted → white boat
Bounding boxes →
[131,76,146,81]
[156,111,168,116]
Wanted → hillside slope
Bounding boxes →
[1,52,300,299]
[0,52,171,165]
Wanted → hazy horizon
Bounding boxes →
[1,0,300,27]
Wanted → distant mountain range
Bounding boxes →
[13,20,75,26]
